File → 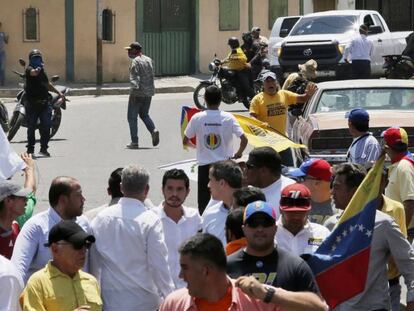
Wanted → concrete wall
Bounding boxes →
[0,0,66,84]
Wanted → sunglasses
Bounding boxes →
[280,197,310,207]
[56,241,92,250]
[246,218,275,228]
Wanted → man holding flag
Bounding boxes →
[308,161,414,310]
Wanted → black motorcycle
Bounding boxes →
[7,59,69,141]
[193,56,265,110]
[383,54,414,79]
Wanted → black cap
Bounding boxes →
[246,146,282,172]
[124,42,142,50]
[44,220,95,248]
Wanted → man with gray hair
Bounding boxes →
[90,165,175,311]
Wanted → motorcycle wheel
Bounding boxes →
[50,108,62,138]
[7,111,24,141]
[193,84,209,110]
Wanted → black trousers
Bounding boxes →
[234,69,255,100]
[198,164,211,215]
[351,60,371,79]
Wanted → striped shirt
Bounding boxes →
[346,132,381,165]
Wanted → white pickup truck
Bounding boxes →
[268,10,411,79]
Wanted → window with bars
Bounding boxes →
[102,9,115,42]
[268,0,288,29]
[23,7,39,41]
[219,0,240,31]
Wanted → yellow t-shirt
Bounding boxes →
[381,195,407,279]
[249,90,298,134]
[223,47,248,71]
[21,262,102,311]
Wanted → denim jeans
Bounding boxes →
[26,101,52,150]
[127,95,155,143]
[0,51,5,85]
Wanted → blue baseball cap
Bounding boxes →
[345,108,369,122]
[243,201,277,223]
[288,158,332,182]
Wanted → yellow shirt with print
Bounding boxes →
[381,195,407,280]
[249,90,298,134]
[223,47,248,71]
[21,262,102,311]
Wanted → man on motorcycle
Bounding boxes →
[24,49,64,157]
[222,37,255,105]
[241,32,268,82]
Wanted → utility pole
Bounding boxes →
[96,0,103,87]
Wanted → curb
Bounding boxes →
[0,85,196,98]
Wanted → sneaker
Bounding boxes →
[152,130,160,147]
[126,142,139,149]
[39,149,51,157]
[27,147,34,154]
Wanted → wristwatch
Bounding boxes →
[263,286,275,303]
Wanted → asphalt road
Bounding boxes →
[3,93,250,213]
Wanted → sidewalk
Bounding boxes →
[0,74,209,98]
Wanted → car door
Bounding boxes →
[363,13,387,74]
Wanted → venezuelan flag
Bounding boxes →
[180,106,201,149]
[307,155,385,309]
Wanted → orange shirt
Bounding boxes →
[226,238,247,256]
[195,285,232,311]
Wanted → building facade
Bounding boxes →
[0,0,411,83]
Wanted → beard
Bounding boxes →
[165,196,185,208]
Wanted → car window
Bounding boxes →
[372,14,385,32]
[280,17,300,37]
[290,15,357,35]
[363,14,374,27]
[315,88,414,113]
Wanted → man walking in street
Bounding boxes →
[90,165,175,311]
[155,169,201,288]
[0,22,9,86]
[125,42,159,149]
[344,24,374,79]
[21,221,102,311]
[345,108,381,165]
[11,176,90,283]
[183,85,248,215]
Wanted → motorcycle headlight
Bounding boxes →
[208,62,216,72]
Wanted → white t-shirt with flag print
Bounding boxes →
[184,110,244,165]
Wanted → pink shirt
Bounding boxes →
[160,279,280,311]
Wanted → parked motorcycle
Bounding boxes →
[383,54,414,79]
[7,59,69,141]
[193,56,267,110]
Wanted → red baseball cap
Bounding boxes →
[381,127,408,148]
[280,184,311,212]
[289,158,332,182]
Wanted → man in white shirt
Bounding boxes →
[11,176,90,283]
[344,24,373,79]
[245,147,295,216]
[90,165,175,311]
[0,254,23,311]
[202,160,243,246]
[183,85,248,215]
[275,183,330,257]
[155,169,201,288]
